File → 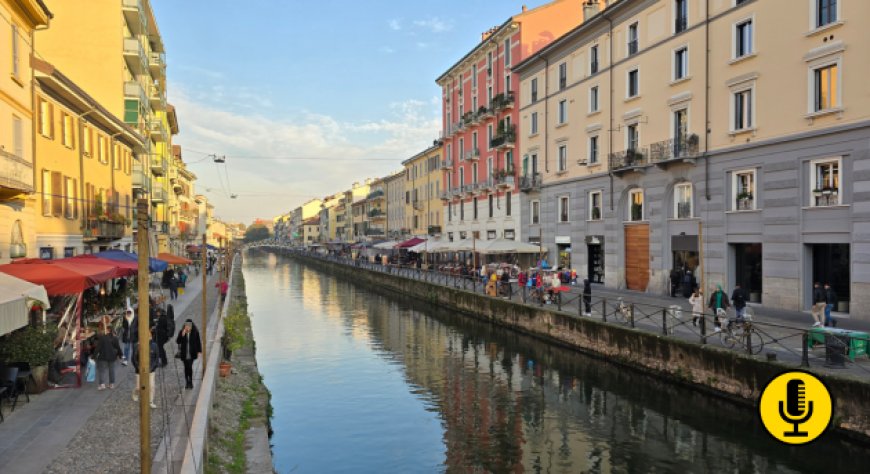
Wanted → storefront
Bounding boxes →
[586,235,604,284]
[732,243,763,303]
[556,236,571,269]
[810,243,850,313]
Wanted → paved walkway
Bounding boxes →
[285,250,870,380]
[0,270,220,474]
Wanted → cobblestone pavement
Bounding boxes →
[0,272,221,474]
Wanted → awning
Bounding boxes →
[94,249,168,273]
[157,252,193,265]
[0,259,117,295]
[397,237,426,248]
[373,240,399,250]
[0,273,50,337]
[479,239,546,255]
[64,255,138,277]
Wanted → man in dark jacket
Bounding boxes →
[811,282,826,327]
[731,284,748,322]
[582,279,592,316]
[669,268,682,297]
[131,331,160,409]
[155,308,173,367]
[824,283,838,327]
[95,327,122,390]
[176,319,203,389]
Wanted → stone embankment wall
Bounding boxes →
[284,250,870,444]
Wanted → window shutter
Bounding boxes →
[49,103,55,139]
[73,179,79,219]
[52,172,62,216]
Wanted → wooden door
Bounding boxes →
[624,224,650,291]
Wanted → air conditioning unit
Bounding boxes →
[577,159,588,166]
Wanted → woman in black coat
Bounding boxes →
[582,279,592,316]
[176,319,202,389]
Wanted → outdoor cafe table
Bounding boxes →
[807,327,869,362]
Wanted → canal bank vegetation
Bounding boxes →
[207,265,274,474]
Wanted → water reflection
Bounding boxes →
[244,250,868,473]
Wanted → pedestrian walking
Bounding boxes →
[131,331,160,409]
[582,279,592,316]
[824,283,838,327]
[731,284,748,322]
[155,307,174,367]
[670,268,682,297]
[707,285,730,332]
[216,279,229,304]
[811,282,826,327]
[121,308,135,366]
[95,326,122,390]
[168,274,179,300]
[681,270,696,298]
[688,288,704,327]
[176,319,202,390]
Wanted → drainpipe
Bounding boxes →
[606,14,614,211]
[704,0,711,201]
[76,109,95,225]
[543,58,549,174]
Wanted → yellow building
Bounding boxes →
[173,145,197,250]
[364,179,386,239]
[302,217,320,246]
[0,0,50,263]
[402,145,443,237]
[32,59,145,257]
[37,0,174,252]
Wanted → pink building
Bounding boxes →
[437,0,586,243]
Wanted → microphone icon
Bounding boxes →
[779,379,814,437]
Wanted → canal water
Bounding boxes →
[243,250,868,473]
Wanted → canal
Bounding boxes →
[243,250,868,473]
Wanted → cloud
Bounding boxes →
[168,87,440,222]
[388,18,402,31]
[412,17,453,33]
[378,46,396,54]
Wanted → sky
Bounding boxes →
[152,0,550,224]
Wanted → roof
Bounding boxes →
[401,143,442,166]
[303,217,320,226]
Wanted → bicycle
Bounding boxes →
[612,297,630,323]
[718,308,764,354]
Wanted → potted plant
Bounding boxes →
[10,243,27,258]
[0,325,57,393]
[812,188,823,198]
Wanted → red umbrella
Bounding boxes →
[157,252,193,265]
[0,260,117,295]
[397,237,426,248]
[64,255,137,277]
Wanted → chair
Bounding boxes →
[0,366,19,412]
[10,362,32,404]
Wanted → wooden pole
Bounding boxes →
[201,233,207,375]
[136,199,151,474]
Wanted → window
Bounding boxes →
[531,78,538,102]
[51,171,62,217]
[590,45,599,74]
[813,64,838,111]
[473,197,478,220]
[64,177,76,219]
[733,169,756,210]
[733,88,753,131]
[811,158,841,206]
[674,47,688,80]
[735,19,753,58]
[11,25,20,79]
[98,135,108,164]
[559,62,567,89]
[558,145,567,172]
[505,229,515,240]
[42,170,51,216]
[627,22,639,56]
[627,124,639,151]
[487,125,493,150]
[504,38,511,66]
[589,136,599,164]
[558,99,567,124]
[674,183,692,218]
[448,203,452,222]
[459,138,464,160]
[487,51,493,76]
[488,195,494,218]
[530,112,538,135]
[675,0,688,33]
[12,115,23,158]
[674,108,688,152]
[559,196,570,222]
[472,64,477,88]
[589,191,602,220]
[627,68,639,98]
[531,200,540,224]
[38,99,53,138]
[815,0,837,28]
[506,191,512,216]
[460,201,464,221]
[590,86,599,112]
[504,73,511,94]
[61,113,75,148]
[628,189,644,221]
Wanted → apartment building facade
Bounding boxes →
[402,144,443,237]
[516,0,868,318]
[384,170,406,239]
[437,0,587,244]
[0,0,50,263]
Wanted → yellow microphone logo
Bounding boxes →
[758,371,833,444]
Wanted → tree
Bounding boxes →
[244,224,271,243]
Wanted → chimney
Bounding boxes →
[583,0,600,22]
[481,26,498,42]
[522,5,527,12]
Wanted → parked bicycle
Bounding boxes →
[718,308,764,354]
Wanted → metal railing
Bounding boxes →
[249,246,870,378]
[519,173,542,192]
[648,136,700,164]
[609,148,649,171]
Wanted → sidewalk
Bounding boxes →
[0,271,219,474]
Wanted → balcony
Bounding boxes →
[148,120,166,140]
[649,135,700,168]
[462,184,477,196]
[367,209,385,219]
[495,173,515,189]
[149,82,166,111]
[464,148,480,161]
[490,125,516,149]
[364,227,385,237]
[149,52,166,79]
[168,166,178,182]
[427,225,442,235]
[451,187,463,198]
[441,159,453,170]
[366,189,385,200]
[132,162,147,190]
[151,183,167,203]
[479,179,495,193]
[150,154,166,176]
[440,191,451,201]
[173,182,183,195]
[609,148,650,176]
[122,37,146,73]
[124,81,148,110]
[478,106,493,120]
[83,219,125,241]
[491,91,515,112]
[461,111,474,128]
[122,0,145,35]
[519,173,543,193]
[0,148,34,197]
[412,200,424,211]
